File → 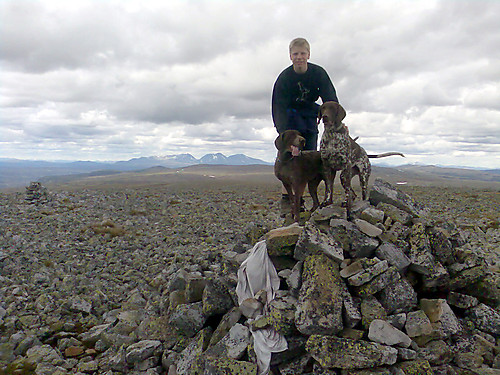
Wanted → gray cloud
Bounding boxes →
[1,0,499,168]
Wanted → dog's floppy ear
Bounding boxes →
[317,104,324,125]
[336,103,346,123]
[275,133,284,150]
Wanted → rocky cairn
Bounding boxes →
[0,179,499,374]
[25,182,50,205]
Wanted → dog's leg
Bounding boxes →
[322,169,336,206]
[340,167,353,220]
[292,183,307,222]
[282,182,295,216]
[359,170,369,201]
[308,177,322,212]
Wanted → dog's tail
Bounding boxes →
[367,152,405,158]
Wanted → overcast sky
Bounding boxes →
[1,0,499,168]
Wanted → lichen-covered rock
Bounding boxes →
[405,310,433,338]
[25,345,64,367]
[408,223,450,289]
[265,223,302,256]
[199,356,258,374]
[202,277,234,316]
[279,260,303,295]
[368,319,412,348]
[354,266,401,297]
[408,223,440,274]
[169,301,206,337]
[354,218,383,237]
[359,206,385,225]
[185,274,207,303]
[79,323,112,346]
[387,313,407,331]
[342,368,393,375]
[454,351,483,370]
[347,259,389,287]
[306,335,397,369]
[268,293,298,335]
[376,201,413,225]
[393,359,433,374]
[204,323,250,360]
[379,221,411,246]
[361,296,387,330]
[369,178,429,218]
[76,359,99,373]
[375,242,411,271]
[209,307,242,347]
[176,327,213,375]
[428,226,455,265]
[125,339,163,365]
[340,257,379,278]
[295,254,343,335]
[294,221,344,262]
[330,219,380,258]
[447,291,479,309]
[462,272,500,306]
[449,265,487,290]
[1,176,499,375]
[418,339,453,366]
[136,316,181,343]
[340,281,362,328]
[378,278,417,314]
[466,304,500,336]
[420,299,462,337]
[277,354,311,375]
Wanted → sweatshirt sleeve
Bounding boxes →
[318,67,338,103]
[271,74,289,133]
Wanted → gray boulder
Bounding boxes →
[204,323,250,359]
[368,319,412,348]
[202,277,234,316]
[466,303,500,336]
[168,301,206,337]
[369,178,429,217]
[379,278,418,315]
[306,335,397,369]
[330,219,379,258]
[294,221,344,262]
[295,254,343,335]
[375,242,411,271]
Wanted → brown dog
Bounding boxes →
[274,130,324,222]
[319,101,404,220]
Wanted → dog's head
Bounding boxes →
[275,130,305,158]
[318,101,346,132]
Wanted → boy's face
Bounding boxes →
[290,45,310,73]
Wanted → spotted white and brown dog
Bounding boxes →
[319,101,404,220]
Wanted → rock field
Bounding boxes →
[0,176,499,374]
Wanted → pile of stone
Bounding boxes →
[25,182,50,204]
[2,179,499,374]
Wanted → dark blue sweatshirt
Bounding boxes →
[272,62,338,134]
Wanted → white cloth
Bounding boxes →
[236,240,288,375]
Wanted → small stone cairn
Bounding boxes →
[25,182,50,204]
[3,178,499,374]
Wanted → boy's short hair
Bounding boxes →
[289,38,310,53]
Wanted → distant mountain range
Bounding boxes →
[1,154,499,190]
[0,153,271,188]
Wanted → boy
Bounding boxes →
[272,37,339,212]
[272,37,339,151]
